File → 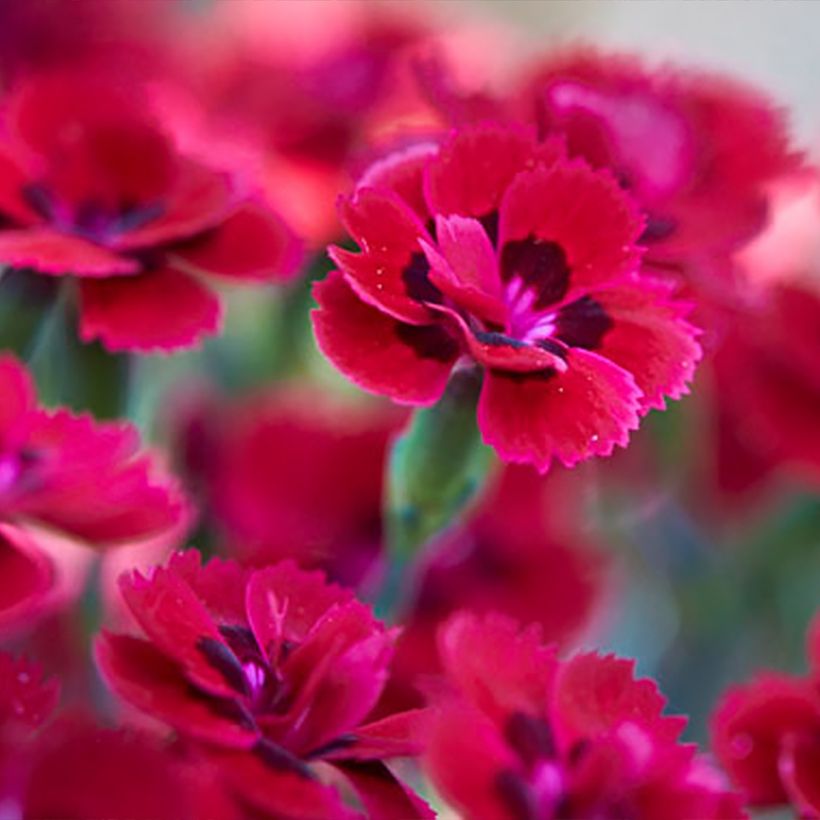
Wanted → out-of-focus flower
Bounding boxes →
[519,49,800,279]
[712,611,820,816]
[97,551,432,818]
[20,717,240,820]
[173,387,402,589]
[693,168,820,506]
[426,612,743,819]
[173,0,438,244]
[0,70,302,352]
[0,355,188,631]
[312,123,701,473]
[385,466,608,710]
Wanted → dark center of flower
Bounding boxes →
[22,182,163,243]
[496,712,566,820]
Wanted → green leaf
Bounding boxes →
[385,369,495,560]
[0,267,60,358]
[27,283,130,419]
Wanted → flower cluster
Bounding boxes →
[0,3,814,819]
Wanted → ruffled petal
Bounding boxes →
[333,186,433,325]
[592,278,701,411]
[437,612,558,725]
[0,229,138,276]
[498,160,644,295]
[311,271,458,406]
[16,409,188,546]
[424,123,556,218]
[551,652,686,752]
[78,264,222,353]
[173,202,304,283]
[95,633,259,748]
[477,348,642,472]
[119,564,238,699]
[357,142,439,221]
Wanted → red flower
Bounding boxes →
[312,123,700,472]
[97,551,431,818]
[20,718,241,820]
[0,70,302,352]
[0,355,187,630]
[425,612,743,819]
[711,611,820,816]
[385,466,607,711]
[172,386,403,589]
[521,49,800,270]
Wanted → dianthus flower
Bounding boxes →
[173,387,402,588]
[312,123,700,472]
[97,551,431,818]
[0,355,187,630]
[711,611,820,816]
[384,466,606,711]
[0,70,302,352]
[425,612,743,819]
[521,49,800,272]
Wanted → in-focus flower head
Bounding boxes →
[522,49,801,269]
[313,122,701,472]
[426,612,743,819]
[0,70,303,352]
[0,354,188,631]
[712,610,820,817]
[97,551,431,818]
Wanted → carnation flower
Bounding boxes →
[172,387,402,588]
[313,123,700,472]
[0,355,187,631]
[521,49,800,270]
[97,551,431,818]
[426,612,743,819]
[711,611,820,816]
[0,70,302,352]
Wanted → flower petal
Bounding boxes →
[0,229,138,276]
[477,348,642,472]
[340,761,435,820]
[118,563,237,699]
[425,123,550,218]
[333,187,433,325]
[79,264,222,353]
[592,278,701,411]
[95,633,259,748]
[312,271,458,406]
[498,160,644,294]
[173,202,303,283]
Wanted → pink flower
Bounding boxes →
[172,386,403,588]
[312,123,701,472]
[521,49,800,270]
[0,70,302,352]
[97,551,432,818]
[711,611,820,816]
[426,612,743,819]
[384,466,607,711]
[0,355,188,630]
